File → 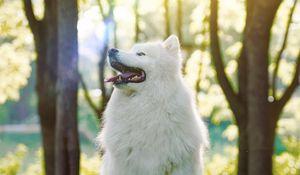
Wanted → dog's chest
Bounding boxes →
[104,98,182,157]
[106,109,168,148]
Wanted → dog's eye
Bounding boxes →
[136,52,146,56]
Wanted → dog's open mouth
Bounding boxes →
[105,61,146,85]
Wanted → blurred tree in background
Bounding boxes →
[23,0,80,174]
[55,0,80,174]
[210,0,300,174]
[23,0,58,173]
[0,0,299,175]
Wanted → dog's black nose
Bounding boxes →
[108,48,119,57]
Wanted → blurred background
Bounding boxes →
[0,0,299,174]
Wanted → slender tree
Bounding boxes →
[209,0,300,174]
[23,1,58,174]
[80,0,116,121]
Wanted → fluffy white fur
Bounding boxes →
[99,35,209,175]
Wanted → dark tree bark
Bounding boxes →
[209,0,300,174]
[245,1,281,174]
[24,0,81,174]
[237,123,248,175]
[234,0,255,172]
[55,0,80,174]
[23,1,58,174]
[236,44,248,175]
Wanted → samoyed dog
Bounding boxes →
[99,35,208,175]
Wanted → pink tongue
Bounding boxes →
[105,75,119,82]
[121,72,137,79]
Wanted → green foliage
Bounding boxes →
[4,141,300,175]
[1,139,299,175]
[0,144,101,175]
[205,146,237,175]
[0,0,34,104]
[277,96,300,137]
[80,153,101,175]
[205,137,300,175]
[274,137,300,175]
[23,148,44,175]
[0,144,27,175]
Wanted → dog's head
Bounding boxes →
[105,35,182,92]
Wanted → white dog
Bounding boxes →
[98,35,208,175]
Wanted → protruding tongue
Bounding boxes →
[104,75,120,83]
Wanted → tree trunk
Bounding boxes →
[39,2,58,175]
[209,0,300,174]
[237,45,248,175]
[55,0,80,174]
[245,1,280,174]
[237,120,248,175]
[23,1,59,174]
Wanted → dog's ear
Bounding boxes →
[163,35,180,55]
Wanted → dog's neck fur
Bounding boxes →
[105,75,192,124]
